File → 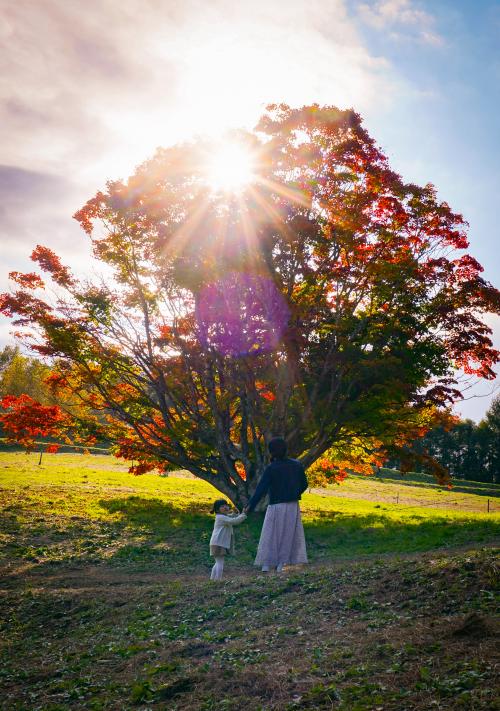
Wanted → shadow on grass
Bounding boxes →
[3,495,498,580]
[100,495,210,533]
[98,496,261,571]
[100,495,499,568]
[304,510,500,558]
[96,496,499,568]
[95,496,210,571]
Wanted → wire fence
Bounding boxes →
[312,485,499,514]
[390,492,498,513]
[0,438,111,454]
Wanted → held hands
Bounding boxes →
[243,506,250,515]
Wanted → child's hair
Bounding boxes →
[211,499,229,514]
[269,436,287,460]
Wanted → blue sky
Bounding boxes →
[1,0,499,420]
[360,0,500,285]
[355,0,500,419]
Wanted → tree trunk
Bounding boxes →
[184,461,270,511]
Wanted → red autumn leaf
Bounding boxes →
[8,272,45,289]
[31,245,74,287]
[45,443,60,454]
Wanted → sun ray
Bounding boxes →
[169,197,210,250]
[257,175,312,210]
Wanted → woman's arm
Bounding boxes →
[246,467,271,512]
[299,465,308,494]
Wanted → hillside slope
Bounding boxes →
[0,453,498,709]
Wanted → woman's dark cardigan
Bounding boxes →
[247,458,308,512]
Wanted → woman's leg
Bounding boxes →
[255,506,279,570]
[210,556,225,580]
[261,564,283,573]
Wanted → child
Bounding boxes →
[209,499,247,580]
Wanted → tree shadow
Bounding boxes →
[304,509,499,558]
[3,494,497,581]
[99,495,210,534]
[98,496,499,566]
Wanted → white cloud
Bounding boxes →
[0,0,406,269]
[358,0,444,45]
[0,0,407,344]
[0,0,402,182]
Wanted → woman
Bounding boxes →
[244,437,308,572]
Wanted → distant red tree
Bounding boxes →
[0,394,69,451]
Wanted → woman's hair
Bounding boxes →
[211,499,229,514]
[268,436,287,460]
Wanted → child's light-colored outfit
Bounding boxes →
[209,512,246,580]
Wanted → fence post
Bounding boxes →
[396,492,399,504]
[487,499,490,513]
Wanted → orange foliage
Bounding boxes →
[235,461,247,480]
[255,381,276,402]
[31,245,74,287]
[0,394,69,451]
[8,272,45,289]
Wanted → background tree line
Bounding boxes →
[1,344,498,482]
[0,345,51,403]
[407,399,500,484]
[383,395,500,484]
[0,346,106,453]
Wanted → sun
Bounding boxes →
[205,141,255,193]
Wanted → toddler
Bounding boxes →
[209,499,246,580]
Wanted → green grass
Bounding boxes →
[0,452,499,710]
[0,452,498,574]
[374,467,499,497]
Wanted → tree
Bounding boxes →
[481,394,500,482]
[0,345,18,372]
[0,345,51,402]
[433,419,484,481]
[1,104,499,506]
[410,399,500,483]
[0,393,71,453]
[0,346,93,455]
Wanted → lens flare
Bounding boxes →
[196,272,290,357]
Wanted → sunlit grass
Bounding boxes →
[1,452,498,572]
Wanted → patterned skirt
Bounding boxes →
[254,501,308,567]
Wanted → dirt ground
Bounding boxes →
[1,546,498,710]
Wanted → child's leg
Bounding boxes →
[210,556,225,580]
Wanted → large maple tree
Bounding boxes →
[2,104,499,506]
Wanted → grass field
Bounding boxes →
[0,452,499,710]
